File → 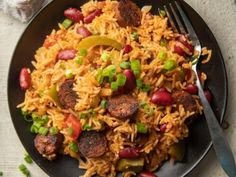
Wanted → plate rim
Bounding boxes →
[7,0,228,176]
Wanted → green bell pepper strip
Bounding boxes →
[48,85,60,105]
[78,36,123,50]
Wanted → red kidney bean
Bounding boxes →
[151,89,172,106]
[185,84,198,95]
[64,8,84,22]
[84,9,102,24]
[19,67,31,90]
[123,69,136,92]
[160,124,167,132]
[204,89,213,103]
[57,49,77,60]
[119,147,140,158]
[174,42,186,57]
[76,26,92,38]
[177,35,193,53]
[158,87,167,92]
[139,171,158,177]
[123,44,133,54]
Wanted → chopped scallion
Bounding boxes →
[31,113,39,121]
[83,124,91,130]
[96,69,104,85]
[62,19,73,29]
[30,124,38,134]
[69,142,79,153]
[79,48,88,57]
[38,127,48,136]
[102,65,116,77]
[159,38,168,47]
[157,51,167,60]
[41,115,49,124]
[67,127,74,136]
[159,10,166,17]
[119,61,130,69]
[49,127,58,135]
[164,59,177,71]
[141,84,151,92]
[139,101,147,108]
[75,57,83,65]
[65,69,74,79]
[111,81,118,91]
[101,52,110,61]
[100,99,108,109]
[131,60,141,76]
[21,109,32,122]
[136,123,148,133]
[88,109,96,117]
[0,171,3,176]
[116,74,126,87]
[136,79,143,89]
[131,32,139,40]
[24,153,33,164]
[144,105,155,116]
[18,164,30,177]
[79,112,87,119]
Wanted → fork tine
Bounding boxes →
[163,5,178,33]
[169,3,186,34]
[175,1,199,44]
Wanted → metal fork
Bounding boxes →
[163,1,236,177]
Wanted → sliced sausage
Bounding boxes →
[78,131,107,158]
[107,95,139,119]
[172,90,198,113]
[115,0,141,27]
[34,133,64,160]
[58,79,78,109]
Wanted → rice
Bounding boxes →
[18,0,212,176]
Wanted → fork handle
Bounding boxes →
[195,77,236,177]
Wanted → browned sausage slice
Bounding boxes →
[34,133,64,160]
[78,131,107,158]
[58,79,78,109]
[115,0,142,27]
[172,90,198,113]
[107,95,139,119]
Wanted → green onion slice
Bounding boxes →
[116,73,126,87]
[164,59,177,71]
[18,164,30,177]
[159,10,166,17]
[83,124,91,130]
[136,79,143,89]
[38,127,49,136]
[67,127,74,136]
[157,51,167,60]
[131,32,139,40]
[49,127,58,135]
[69,142,79,153]
[79,48,88,57]
[101,52,110,61]
[62,19,73,29]
[131,60,141,76]
[120,61,130,69]
[136,123,148,133]
[100,99,108,109]
[111,81,119,91]
[159,38,168,47]
[65,69,74,79]
[141,84,151,92]
[24,153,33,164]
[79,112,87,119]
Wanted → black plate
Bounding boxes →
[7,0,228,177]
